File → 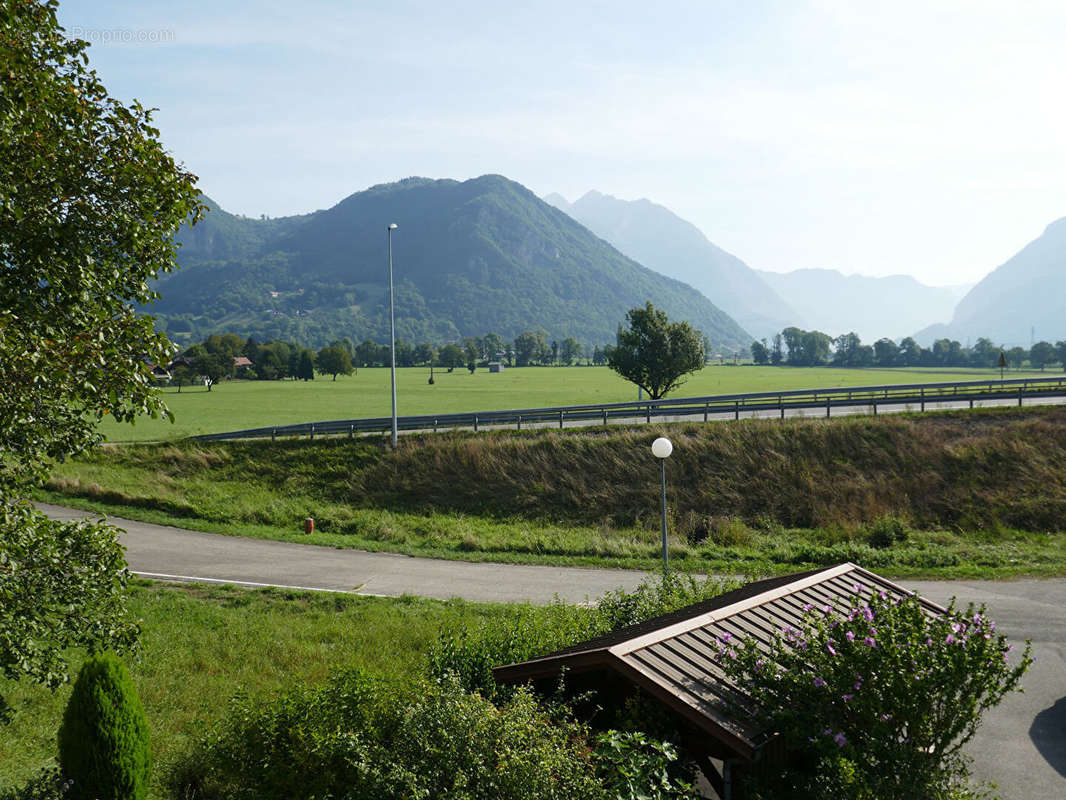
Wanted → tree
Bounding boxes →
[438,343,465,371]
[750,339,769,365]
[559,337,582,366]
[171,364,196,393]
[970,337,999,368]
[1030,340,1055,371]
[1,0,200,709]
[482,332,505,362]
[193,352,226,391]
[770,333,783,365]
[1055,341,1066,371]
[59,653,151,800]
[414,342,437,367]
[296,349,316,381]
[607,302,706,399]
[831,332,862,367]
[355,339,381,368]
[873,338,899,367]
[513,331,546,367]
[899,336,922,367]
[315,346,353,381]
[1006,346,1027,370]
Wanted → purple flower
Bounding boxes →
[727,649,737,659]
[813,676,825,687]
[823,604,832,614]
[826,642,837,656]
[803,603,813,611]
[945,634,956,645]
[862,606,875,622]
[821,728,833,735]
[879,590,887,600]
[842,693,853,701]
[864,636,876,647]
[720,632,732,643]
[853,583,861,593]
[834,732,847,748]
[845,631,855,642]
[925,637,933,647]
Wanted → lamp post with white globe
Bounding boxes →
[651,436,673,571]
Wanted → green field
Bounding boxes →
[102,365,1049,441]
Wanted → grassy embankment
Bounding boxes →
[0,581,525,794]
[97,364,1052,441]
[44,405,1066,579]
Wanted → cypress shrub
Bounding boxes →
[57,653,150,800]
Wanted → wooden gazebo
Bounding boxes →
[493,562,945,799]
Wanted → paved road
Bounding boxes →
[39,503,1065,799]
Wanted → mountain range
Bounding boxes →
[915,218,1066,347]
[755,269,970,343]
[544,190,796,339]
[156,175,752,350]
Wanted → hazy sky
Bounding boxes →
[59,0,1066,286]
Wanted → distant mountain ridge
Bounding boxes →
[915,218,1066,346]
[153,175,752,350]
[756,268,969,343]
[545,190,798,339]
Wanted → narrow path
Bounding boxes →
[37,503,1066,799]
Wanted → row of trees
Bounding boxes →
[172,330,620,387]
[751,328,1066,370]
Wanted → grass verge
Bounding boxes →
[39,406,1066,579]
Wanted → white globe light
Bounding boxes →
[651,437,673,459]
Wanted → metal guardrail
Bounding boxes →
[190,375,1066,442]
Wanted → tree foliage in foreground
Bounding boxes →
[718,592,1031,799]
[607,302,705,399]
[0,0,201,708]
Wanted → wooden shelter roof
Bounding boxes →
[493,562,945,762]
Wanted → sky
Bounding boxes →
[58,0,1066,287]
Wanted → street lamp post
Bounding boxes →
[651,436,673,571]
[387,223,398,447]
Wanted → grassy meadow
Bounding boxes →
[47,406,1066,579]
[100,364,1052,441]
[0,581,522,795]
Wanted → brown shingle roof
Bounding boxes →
[493,562,945,761]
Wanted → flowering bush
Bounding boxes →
[717,591,1032,799]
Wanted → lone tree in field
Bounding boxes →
[0,0,201,713]
[316,345,354,381]
[607,302,706,399]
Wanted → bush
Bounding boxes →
[867,515,909,548]
[57,653,150,800]
[0,769,71,800]
[593,731,698,800]
[717,592,1032,799]
[165,670,604,800]
[428,572,742,697]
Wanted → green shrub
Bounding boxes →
[866,515,909,548]
[717,593,1032,799]
[594,731,699,800]
[165,670,604,800]
[57,653,150,800]
[0,769,71,800]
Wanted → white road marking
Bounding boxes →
[132,570,387,596]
